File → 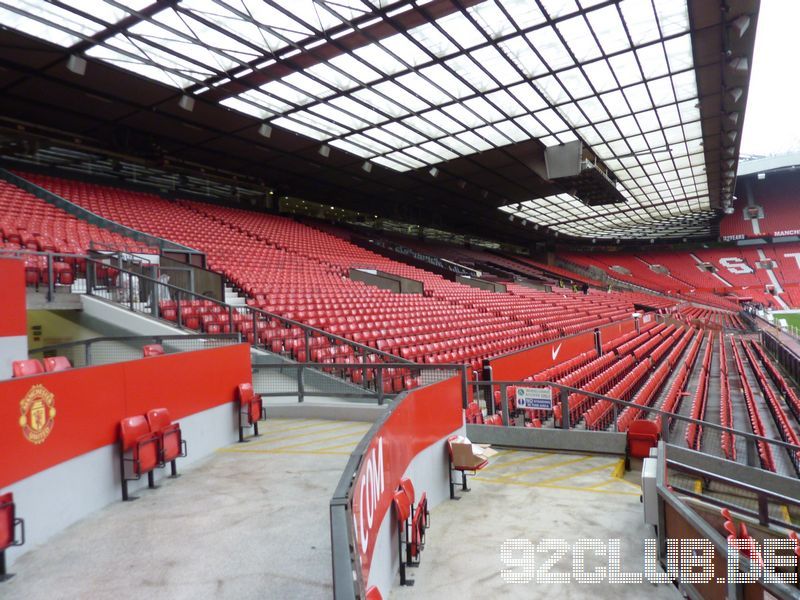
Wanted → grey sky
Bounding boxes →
[740,0,800,157]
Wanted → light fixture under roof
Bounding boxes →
[258,123,272,138]
[178,95,195,112]
[319,144,331,158]
[362,161,372,173]
[66,55,86,76]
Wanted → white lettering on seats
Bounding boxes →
[784,253,800,269]
[718,257,754,275]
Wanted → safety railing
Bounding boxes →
[4,248,418,387]
[656,443,800,600]
[761,328,800,387]
[28,333,242,368]
[251,361,467,404]
[330,364,468,599]
[470,379,800,479]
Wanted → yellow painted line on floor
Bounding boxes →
[311,439,369,453]
[244,422,369,447]
[257,419,332,435]
[611,459,626,479]
[482,451,554,471]
[781,505,792,524]
[221,448,351,456]
[473,475,640,496]
[477,455,595,483]
[507,454,594,478]
[531,461,620,487]
[241,428,370,453]
[616,476,644,490]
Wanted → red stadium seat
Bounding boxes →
[142,344,165,357]
[43,356,71,372]
[392,489,413,586]
[446,435,489,500]
[119,415,161,501]
[627,420,660,459]
[146,408,187,477]
[365,587,383,600]
[237,382,266,442]
[12,359,44,378]
[0,492,25,581]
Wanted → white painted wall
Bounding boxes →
[366,424,465,596]
[0,335,28,380]
[80,295,187,337]
[1,401,240,568]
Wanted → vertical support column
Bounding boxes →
[559,388,570,429]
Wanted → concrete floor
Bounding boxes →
[2,418,371,600]
[391,449,681,600]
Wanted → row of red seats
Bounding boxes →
[119,408,187,500]
[651,330,704,431]
[740,340,800,471]
[685,335,714,450]
[719,335,736,461]
[730,341,776,472]
[0,492,24,580]
[617,327,698,431]
[391,476,429,586]
[11,356,71,377]
[750,341,800,422]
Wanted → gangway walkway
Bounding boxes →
[3,418,371,600]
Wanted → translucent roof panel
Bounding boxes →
[0,0,715,239]
[0,0,152,47]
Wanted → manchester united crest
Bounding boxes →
[19,384,56,445]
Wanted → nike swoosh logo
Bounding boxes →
[551,343,562,361]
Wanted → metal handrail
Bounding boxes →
[4,248,412,364]
[472,378,800,454]
[29,333,242,356]
[329,364,469,599]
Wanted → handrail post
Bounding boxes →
[298,365,305,403]
[304,329,311,363]
[757,494,770,526]
[361,348,369,391]
[500,383,509,426]
[47,253,55,302]
[85,340,92,367]
[560,388,570,429]
[460,365,468,409]
[377,367,384,406]
[128,273,134,311]
[176,291,183,329]
[251,310,257,347]
[228,306,234,334]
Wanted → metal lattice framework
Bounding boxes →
[0,0,757,240]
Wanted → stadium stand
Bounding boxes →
[15,173,665,374]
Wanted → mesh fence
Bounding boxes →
[29,334,241,368]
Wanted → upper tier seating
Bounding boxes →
[22,173,656,372]
[0,179,149,256]
[719,173,800,240]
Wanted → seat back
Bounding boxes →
[392,489,411,523]
[12,359,45,378]
[238,382,254,403]
[146,408,173,432]
[44,356,72,373]
[142,344,165,357]
[399,476,415,506]
[0,492,14,550]
[628,419,659,437]
[119,415,151,452]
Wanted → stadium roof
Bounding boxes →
[0,0,758,242]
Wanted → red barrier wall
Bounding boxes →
[0,343,251,489]
[0,259,25,337]
[485,319,638,381]
[351,375,463,585]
